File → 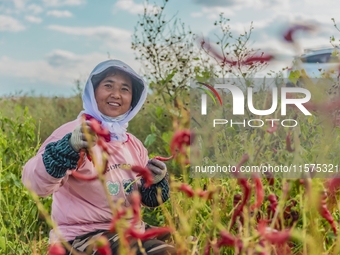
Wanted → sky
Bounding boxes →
[0,0,339,97]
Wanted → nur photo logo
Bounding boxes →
[195,80,312,128]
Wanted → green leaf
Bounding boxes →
[155,107,163,119]
[0,236,5,250]
[150,123,157,133]
[14,180,21,189]
[193,57,200,61]
[149,81,156,89]
[163,70,177,84]
[144,134,157,147]
[331,50,338,57]
[197,87,217,105]
[161,131,172,144]
[325,231,337,240]
[288,70,300,85]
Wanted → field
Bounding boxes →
[2,79,340,255]
[0,91,179,254]
[2,1,340,254]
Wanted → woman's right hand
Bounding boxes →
[69,121,97,152]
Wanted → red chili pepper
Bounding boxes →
[126,227,173,240]
[229,178,251,231]
[264,171,274,186]
[197,36,273,69]
[267,194,278,219]
[232,194,244,226]
[48,243,66,255]
[177,184,215,200]
[77,149,86,169]
[241,54,274,65]
[319,191,337,235]
[97,137,113,154]
[88,118,110,136]
[153,155,174,161]
[204,242,212,255]
[258,220,291,245]
[233,153,249,178]
[286,132,294,152]
[178,183,195,198]
[327,177,340,195]
[228,154,250,230]
[130,191,141,225]
[217,230,243,253]
[283,24,314,43]
[251,176,264,210]
[197,82,223,105]
[238,178,251,204]
[108,208,127,233]
[83,114,111,142]
[263,229,291,245]
[284,200,299,227]
[131,191,141,215]
[197,189,214,200]
[131,165,153,188]
[217,230,237,247]
[266,121,278,133]
[170,129,193,156]
[95,236,112,255]
[233,194,242,206]
[236,153,249,172]
[71,149,99,181]
[197,36,237,66]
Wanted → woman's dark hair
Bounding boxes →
[91,67,144,109]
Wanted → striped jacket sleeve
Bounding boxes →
[140,173,170,208]
[42,133,80,178]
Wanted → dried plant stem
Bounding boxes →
[28,190,83,255]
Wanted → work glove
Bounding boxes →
[146,158,168,184]
[69,121,97,152]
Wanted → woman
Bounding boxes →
[22,59,176,254]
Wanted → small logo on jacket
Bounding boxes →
[107,181,120,196]
[123,179,134,194]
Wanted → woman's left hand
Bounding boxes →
[146,158,167,184]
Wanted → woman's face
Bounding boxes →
[94,70,133,117]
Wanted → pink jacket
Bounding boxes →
[22,118,149,242]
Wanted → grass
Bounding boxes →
[2,85,340,254]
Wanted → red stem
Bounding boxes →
[319,191,337,235]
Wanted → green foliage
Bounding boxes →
[0,95,82,144]
[132,0,197,100]
[144,133,157,147]
[0,107,49,255]
[288,70,301,85]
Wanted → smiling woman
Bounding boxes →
[94,69,133,117]
[21,59,176,255]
